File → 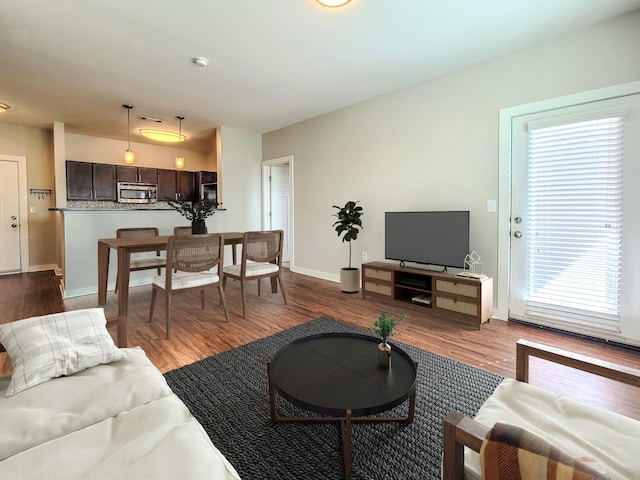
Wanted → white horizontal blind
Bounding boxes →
[525,114,624,334]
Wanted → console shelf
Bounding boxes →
[362,261,493,329]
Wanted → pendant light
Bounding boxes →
[123,105,135,164]
[175,115,185,169]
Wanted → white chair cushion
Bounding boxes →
[130,255,166,268]
[224,261,279,278]
[153,271,220,290]
[464,378,640,480]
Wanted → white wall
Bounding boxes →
[262,10,640,315]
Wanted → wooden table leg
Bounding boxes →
[341,409,352,480]
[116,246,131,347]
[97,241,110,306]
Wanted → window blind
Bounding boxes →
[524,114,624,334]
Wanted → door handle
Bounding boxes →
[11,223,18,228]
[514,231,522,238]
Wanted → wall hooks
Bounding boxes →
[30,188,53,200]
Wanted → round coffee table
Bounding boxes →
[267,332,418,479]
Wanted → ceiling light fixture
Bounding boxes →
[316,0,351,7]
[192,56,209,67]
[175,116,185,169]
[123,105,135,164]
[0,102,11,113]
[138,129,186,143]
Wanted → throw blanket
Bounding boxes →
[480,422,610,480]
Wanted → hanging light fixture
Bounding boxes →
[316,0,351,7]
[175,116,185,169]
[123,105,135,164]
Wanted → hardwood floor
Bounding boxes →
[1,268,640,420]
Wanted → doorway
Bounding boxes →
[0,155,29,274]
[262,155,293,265]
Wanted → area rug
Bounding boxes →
[164,316,502,480]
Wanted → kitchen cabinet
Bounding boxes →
[66,161,116,200]
[177,171,196,201]
[116,166,158,184]
[157,169,177,201]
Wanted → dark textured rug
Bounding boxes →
[164,316,502,480]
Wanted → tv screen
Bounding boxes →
[385,211,470,269]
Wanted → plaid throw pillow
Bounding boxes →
[0,308,125,396]
[480,422,610,480]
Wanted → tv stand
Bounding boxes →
[362,261,493,329]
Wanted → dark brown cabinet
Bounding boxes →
[157,169,177,201]
[116,166,158,184]
[177,171,196,202]
[66,161,116,200]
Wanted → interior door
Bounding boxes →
[268,165,290,262]
[509,94,640,337]
[0,159,21,273]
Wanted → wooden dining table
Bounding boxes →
[98,232,244,347]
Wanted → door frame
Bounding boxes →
[0,154,29,273]
[262,154,294,267]
[496,80,640,321]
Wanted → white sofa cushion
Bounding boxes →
[465,378,640,480]
[0,308,125,396]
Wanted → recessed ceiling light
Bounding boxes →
[193,56,209,67]
[316,0,351,7]
[139,129,186,143]
[0,102,12,113]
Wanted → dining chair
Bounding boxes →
[223,230,287,318]
[149,234,229,339]
[174,225,208,235]
[114,227,166,294]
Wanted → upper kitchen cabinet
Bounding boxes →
[157,169,177,201]
[116,166,158,184]
[177,171,196,202]
[66,161,116,200]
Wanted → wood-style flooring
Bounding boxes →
[1,268,639,420]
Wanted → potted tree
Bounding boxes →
[370,311,406,368]
[166,198,217,234]
[332,200,363,293]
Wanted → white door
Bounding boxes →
[509,94,640,338]
[267,164,290,262]
[0,159,21,272]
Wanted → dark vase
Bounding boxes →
[191,220,207,234]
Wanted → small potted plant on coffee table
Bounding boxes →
[370,311,406,369]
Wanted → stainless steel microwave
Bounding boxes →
[117,182,158,203]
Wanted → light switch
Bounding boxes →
[487,200,497,213]
[29,206,37,214]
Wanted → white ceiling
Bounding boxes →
[1,0,639,151]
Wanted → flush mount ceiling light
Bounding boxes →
[0,102,12,113]
[192,56,209,67]
[138,129,186,143]
[316,0,351,7]
[175,116,185,169]
[123,104,135,164]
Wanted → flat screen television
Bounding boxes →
[385,211,470,269]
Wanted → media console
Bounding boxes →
[362,261,493,329]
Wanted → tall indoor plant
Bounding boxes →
[166,198,217,233]
[332,200,363,293]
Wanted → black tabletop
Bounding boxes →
[270,332,417,417]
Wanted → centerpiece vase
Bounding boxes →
[378,341,392,369]
[191,220,206,234]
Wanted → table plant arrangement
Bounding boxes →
[370,311,406,368]
[166,198,217,234]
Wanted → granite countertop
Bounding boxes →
[50,201,225,212]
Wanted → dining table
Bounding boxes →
[98,232,244,347]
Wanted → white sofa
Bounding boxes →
[442,339,640,479]
[0,309,241,480]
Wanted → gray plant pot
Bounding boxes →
[340,267,360,294]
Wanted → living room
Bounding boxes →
[1,2,640,479]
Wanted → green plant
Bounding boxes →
[332,200,363,268]
[166,198,217,222]
[369,311,406,344]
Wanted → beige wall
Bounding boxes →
[262,10,640,304]
[0,123,56,271]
